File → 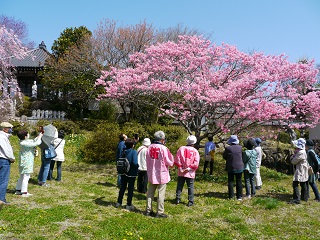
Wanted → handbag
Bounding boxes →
[44,145,57,159]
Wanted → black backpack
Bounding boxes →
[116,150,130,175]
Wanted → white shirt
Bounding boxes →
[0,131,15,161]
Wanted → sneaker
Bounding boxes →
[144,211,155,217]
[15,190,22,195]
[22,193,33,197]
[187,202,194,207]
[38,182,50,187]
[115,203,121,208]
[255,186,261,190]
[175,198,180,204]
[288,200,300,204]
[155,213,168,218]
[125,205,136,211]
[245,195,251,199]
[237,198,243,201]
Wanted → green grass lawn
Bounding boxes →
[1,134,320,239]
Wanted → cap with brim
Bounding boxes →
[227,135,239,145]
[0,122,13,128]
[292,138,306,150]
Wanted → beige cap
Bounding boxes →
[0,122,13,128]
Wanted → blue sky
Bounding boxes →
[1,0,319,64]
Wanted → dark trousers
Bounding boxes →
[48,161,62,181]
[307,181,320,200]
[228,172,243,199]
[244,170,256,196]
[203,161,214,175]
[117,175,136,206]
[137,170,148,193]
[293,181,308,202]
[176,176,195,203]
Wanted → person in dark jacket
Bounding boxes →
[305,140,320,201]
[116,138,139,210]
[223,135,244,200]
[116,133,127,187]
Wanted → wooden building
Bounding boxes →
[10,41,50,98]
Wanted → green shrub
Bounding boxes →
[277,131,291,143]
[80,123,121,163]
[36,120,80,134]
[75,119,111,132]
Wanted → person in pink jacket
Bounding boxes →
[145,131,174,218]
[174,135,200,207]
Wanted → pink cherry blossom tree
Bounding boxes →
[96,35,320,144]
[0,26,28,120]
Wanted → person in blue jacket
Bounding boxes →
[116,138,139,211]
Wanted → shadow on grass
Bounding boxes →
[96,181,117,188]
[94,197,147,215]
[195,191,228,200]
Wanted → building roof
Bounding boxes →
[10,41,50,68]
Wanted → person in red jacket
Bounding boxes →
[174,135,200,207]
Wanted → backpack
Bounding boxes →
[116,151,130,175]
[308,149,320,167]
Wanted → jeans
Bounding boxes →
[0,159,11,202]
[244,170,256,196]
[307,181,320,200]
[293,181,308,202]
[49,161,62,181]
[228,172,243,199]
[117,175,136,206]
[38,157,51,183]
[176,176,195,203]
[137,170,148,193]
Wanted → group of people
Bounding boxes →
[223,135,263,200]
[115,131,200,218]
[290,138,320,204]
[0,122,65,207]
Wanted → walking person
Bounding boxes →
[137,138,151,194]
[254,138,263,190]
[202,136,216,175]
[48,130,65,181]
[289,138,309,204]
[305,140,320,201]
[145,131,174,218]
[174,135,200,207]
[116,133,127,187]
[116,138,139,210]
[0,122,15,205]
[243,138,258,198]
[223,135,244,200]
[16,130,42,197]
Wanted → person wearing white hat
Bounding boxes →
[290,138,309,204]
[174,135,200,207]
[0,122,15,205]
[136,138,151,193]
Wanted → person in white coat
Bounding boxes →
[48,130,65,181]
[254,138,263,190]
[136,138,151,193]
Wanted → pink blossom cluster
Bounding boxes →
[96,35,319,137]
[0,26,28,118]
